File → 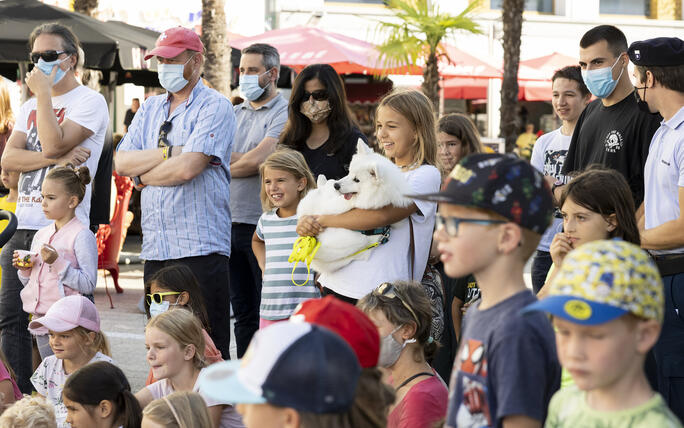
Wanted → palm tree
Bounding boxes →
[72,0,98,16]
[376,0,481,111]
[201,0,231,95]
[499,0,524,151]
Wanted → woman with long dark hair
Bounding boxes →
[279,64,367,179]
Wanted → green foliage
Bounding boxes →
[375,0,482,71]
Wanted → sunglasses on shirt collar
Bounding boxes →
[158,121,172,148]
[29,50,69,64]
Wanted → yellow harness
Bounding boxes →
[288,236,383,286]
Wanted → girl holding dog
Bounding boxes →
[280,64,368,180]
[252,149,320,328]
[297,89,441,303]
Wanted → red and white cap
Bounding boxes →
[29,295,100,333]
[290,296,379,368]
[199,322,360,413]
[144,26,204,60]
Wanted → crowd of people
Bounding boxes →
[0,18,680,428]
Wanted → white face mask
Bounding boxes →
[377,325,416,368]
[158,55,194,93]
[149,296,180,317]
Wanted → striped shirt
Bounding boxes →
[256,210,320,320]
[117,80,235,260]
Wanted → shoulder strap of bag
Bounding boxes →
[409,216,415,280]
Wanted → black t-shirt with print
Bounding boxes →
[300,127,368,180]
[561,92,661,206]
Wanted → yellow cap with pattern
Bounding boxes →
[523,240,663,325]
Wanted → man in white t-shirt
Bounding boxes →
[530,66,590,293]
[0,23,108,393]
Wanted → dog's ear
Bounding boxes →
[316,175,327,188]
[356,139,371,155]
[369,163,379,180]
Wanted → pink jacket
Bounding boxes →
[20,217,87,317]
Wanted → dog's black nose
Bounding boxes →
[334,182,340,190]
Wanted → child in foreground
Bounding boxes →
[414,153,560,428]
[14,166,97,360]
[142,391,213,428]
[29,295,112,428]
[143,265,222,385]
[251,149,319,327]
[0,395,57,428]
[524,240,682,427]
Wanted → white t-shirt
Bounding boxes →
[644,106,684,255]
[146,367,245,428]
[530,128,571,252]
[319,164,441,299]
[31,352,113,428]
[13,85,108,230]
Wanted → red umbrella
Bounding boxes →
[229,26,414,75]
[518,52,578,81]
[437,45,502,79]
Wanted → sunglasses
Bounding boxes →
[436,214,507,237]
[29,50,68,64]
[303,90,328,101]
[146,291,180,305]
[374,282,419,323]
[158,120,172,148]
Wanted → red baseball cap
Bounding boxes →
[290,296,379,368]
[145,26,204,60]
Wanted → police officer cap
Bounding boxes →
[628,37,684,66]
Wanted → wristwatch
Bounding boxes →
[133,175,145,189]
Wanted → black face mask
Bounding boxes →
[634,86,656,114]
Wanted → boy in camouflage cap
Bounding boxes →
[525,239,682,427]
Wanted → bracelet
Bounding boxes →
[162,146,170,160]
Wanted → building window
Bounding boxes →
[600,0,649,15]
[490,0,553,13]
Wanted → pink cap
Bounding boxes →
[29,295,100,333]
[145,26,204,60]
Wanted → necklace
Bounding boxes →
[395,371,434,390]
[398,161,419,171]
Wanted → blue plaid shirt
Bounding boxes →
[118,80,235,260]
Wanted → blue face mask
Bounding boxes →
[158,56,194,93]
[581,55,625,99]
[239,69,271,101]
[36,55,71,85]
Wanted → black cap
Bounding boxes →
[411,154,553,234]
[628,37,684,66]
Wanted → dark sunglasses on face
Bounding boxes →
[303,90,328,101]
[29,50,68,64]
[146,291,181,305]
[158,120,172,148]
[435,214,507,238]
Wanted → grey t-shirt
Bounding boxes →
[446,290,560,428]
[230,94,288,224]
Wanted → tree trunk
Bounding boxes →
[72,0,98,16]
[201,0,231,95]
[499,0,524,152]
[421,50,440,114]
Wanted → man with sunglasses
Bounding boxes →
[561,25,661,206]
[229,43,287,358]
[115,27,235,360]
[0,23,108,393]
[628,37,684,420]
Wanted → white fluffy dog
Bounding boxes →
[296,140,412,274]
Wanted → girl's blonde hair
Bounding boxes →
[146,309,206,370]
[0,81,13,135]
[142,391,212,428]
[377,89,438,168]
[0,395,57,428]
[259,148,316,212]
[73,326,110,356]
